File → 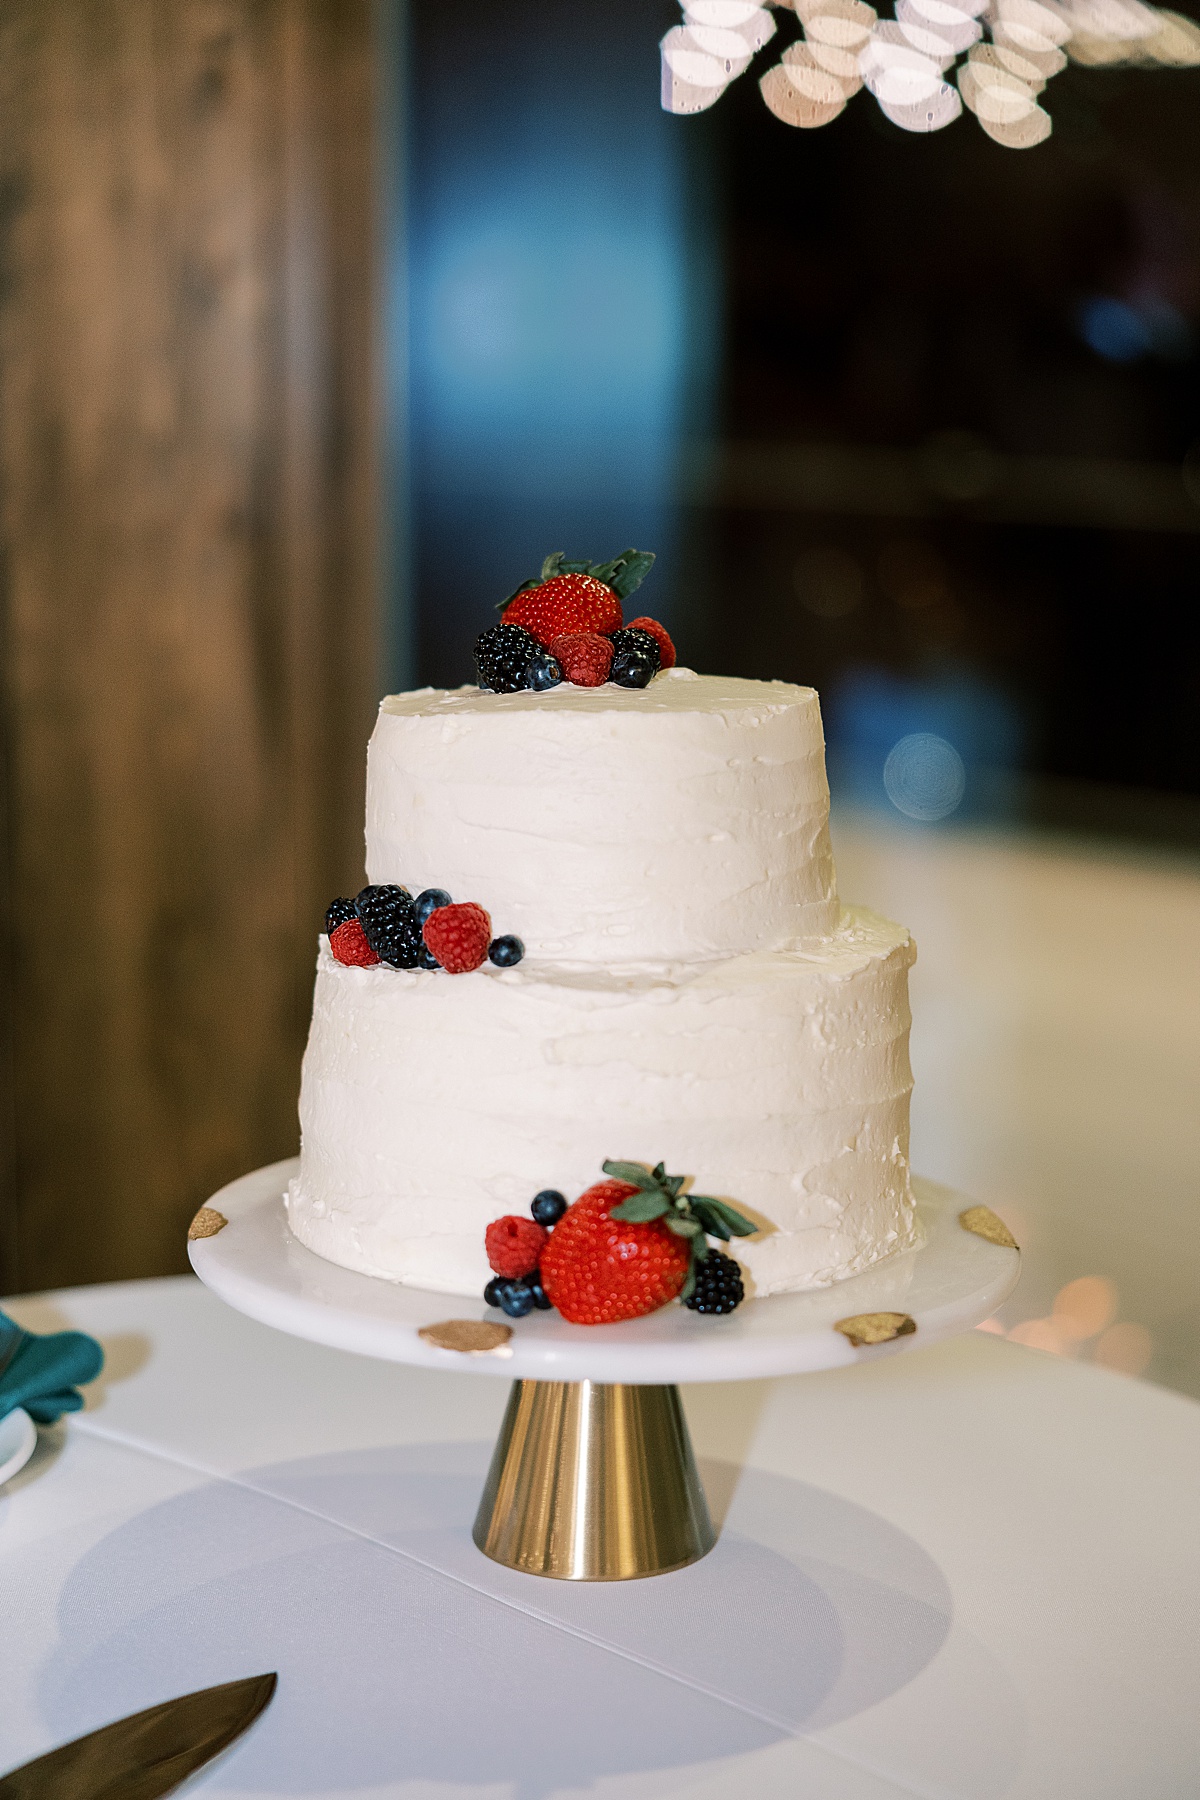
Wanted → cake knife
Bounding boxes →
[0,1672,277,1800]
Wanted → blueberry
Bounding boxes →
[525,649,563,692]
[488,935,525,968]
[414,888,452,927]
[531,1189,567,1227]
[608,626,661,689]
[496,1277,536,1318]
[417,943,440,971]
[528,1276,554,1311]
[484,1276,506,1309]
[609,646,658,689]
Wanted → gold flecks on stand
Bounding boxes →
[188,1207,228,1240]
[959,1205,1019,1250]
[419,1320,513,1355]
[835,1311,917,1347]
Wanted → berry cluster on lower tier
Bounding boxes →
[324,887,524,974]
[482,1163,758,1325]
[473,548,677,694]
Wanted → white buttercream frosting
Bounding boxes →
[366,670,839,966]
[289,669,920,1299]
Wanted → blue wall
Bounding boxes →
[404,0,716,686]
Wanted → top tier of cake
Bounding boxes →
[365,668,840,967]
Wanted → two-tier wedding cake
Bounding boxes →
[286,661,918,1303]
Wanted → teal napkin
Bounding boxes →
[0,1309,104,1425]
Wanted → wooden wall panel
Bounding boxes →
[0,0,381,1291]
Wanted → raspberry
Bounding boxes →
[329,918,380,967]
[625,616,676,670]
[504,573,622,647]
[539,1180,691,1325]
[485,1215,549,1278]
[550,632,613,687]
[422,901,492,973]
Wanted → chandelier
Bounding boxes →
[662,0,1200,145]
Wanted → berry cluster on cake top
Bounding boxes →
[474,549,676,694]
[483,1161,758,1325]
[325,887,523,974]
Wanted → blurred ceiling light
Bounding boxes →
[762,49,852,123]
[1052,1275,1119,1340]
[662,3,776,111]
[1092,1321,1154,1375]
[663,0,1200,144]
[883,731,967,818]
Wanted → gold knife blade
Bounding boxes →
[0,1672,277,1800]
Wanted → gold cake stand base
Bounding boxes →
[472,1380,716,1580]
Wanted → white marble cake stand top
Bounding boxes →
[188,1159,1019,1385]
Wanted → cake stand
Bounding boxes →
[189,1158,1019,1582]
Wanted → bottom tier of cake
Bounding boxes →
[286,906,919,1299]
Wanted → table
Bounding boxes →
[3,1277,1199,1798]
[834,819,1200,1399]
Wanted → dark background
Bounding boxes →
[408,0,1200,834]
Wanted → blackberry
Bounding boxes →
[531,1189,567,1226]
[355,885,421,968]
[488,935,525,968]
[684,1249,745,1315]
[476,623,538,693]
[525,648,563,692]
[608,627,661,690]
[325,896,357,934]
[414,888,452,928]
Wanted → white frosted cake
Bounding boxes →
[286,668,919,1299]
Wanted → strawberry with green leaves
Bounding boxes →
[499,550,655,648]
[538,1160,758,1325]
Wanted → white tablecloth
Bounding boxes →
[3,1277,1199,1799]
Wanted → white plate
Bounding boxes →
[190,1159,1019,1385]
[0,1407,37,1488]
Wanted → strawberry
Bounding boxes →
[551,631,613,687]
[485,1215,548,1279]
[499,550,657,648]
[422,902,492,973]
[504,574,621,647]
[329,918,380,967]
[625,616,676,670]
[539,1180,691,1325]
[540,1161,760,1324]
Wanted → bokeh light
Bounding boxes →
[1008,1316,1075,1352]
[883,732,967,820]
[1052,1275,1120,1341]
[1093,1322,1155,1375]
